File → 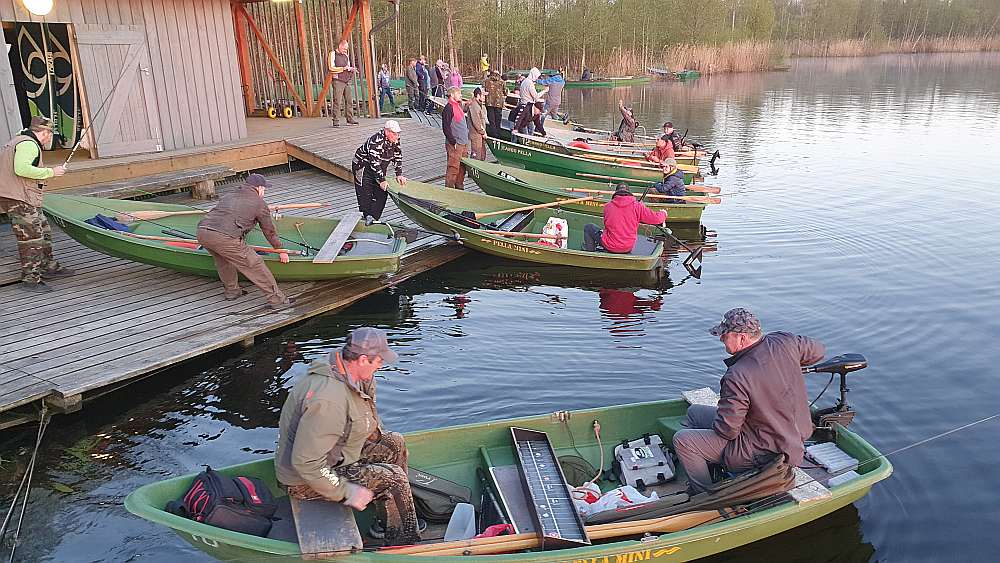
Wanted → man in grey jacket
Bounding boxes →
[672,308,825,493]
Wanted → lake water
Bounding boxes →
[3,52,1000,562]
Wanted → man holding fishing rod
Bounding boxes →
[196,173,292,310]
[0,117,73,292]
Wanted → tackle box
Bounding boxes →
[613,433,675,490]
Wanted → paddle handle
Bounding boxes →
[576,173,721,195]
[120,232,302,255]
[474,196,597,219]
[563,187,720,204]
[270,203,327,210]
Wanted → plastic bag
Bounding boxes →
[571,482,658,518]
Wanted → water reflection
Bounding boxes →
[598,288,664,339]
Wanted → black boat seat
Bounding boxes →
[628,237,660,256]
[494,210,533,232]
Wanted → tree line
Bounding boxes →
[371,0,1000,76]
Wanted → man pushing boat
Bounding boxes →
[275,327,422,546]
[672,308,826,493]
[195,173,292,310]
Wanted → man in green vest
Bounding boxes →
[0,117,72,292]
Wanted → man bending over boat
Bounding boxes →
[582,184,666,253]
[196,173,292,310]
[672,308,825,493]
[353,120,407,220]
[276,328,422,546]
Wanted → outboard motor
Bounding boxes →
[802,353,867,430]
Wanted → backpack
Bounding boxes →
[408,467,472,524]
[166,466,278,537]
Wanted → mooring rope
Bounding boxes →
[1,403,50,561]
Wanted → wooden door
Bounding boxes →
[73,24,163,158]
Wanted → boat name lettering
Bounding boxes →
[479,238,541,255]
[501,145,532,157]
[567,547,681,563]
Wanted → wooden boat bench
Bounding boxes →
[64,165,234,200]
[288,495,363,560]
[657,387,721,439]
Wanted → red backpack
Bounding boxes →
[166,466,278,537]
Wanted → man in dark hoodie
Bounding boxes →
[275,327,422,546]
[582,184,666,253]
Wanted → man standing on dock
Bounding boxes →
[353,120,407,221]
[329,40,359,127]
[483,70,507,134]
[195,173,292,310]
[0,116,72,293]
[276,327,422,546]
[442,87,470,189]
[467,87,488,160]
[672,308,825,493]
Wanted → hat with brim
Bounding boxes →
[709,308,761,336]
[344,327,399,363]
[245,173,271,188]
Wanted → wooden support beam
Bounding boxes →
[237,3,308,113]
[293,0,314,116]
[359,0,377,118]
[232,2,257,113]
[340,0,361,44]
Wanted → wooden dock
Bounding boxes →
[0,117,470,429]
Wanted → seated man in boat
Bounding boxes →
[275,327,422,546]
[662,122,692,152]
[672,308,826,494]
[653,158,686,203]
[645,135,676,164]
[582,184,666,253]
[612,100,638,143]
[195,173,292,310]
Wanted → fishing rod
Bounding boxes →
[62,53,133,167]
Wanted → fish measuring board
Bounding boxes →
[510,427,591,550]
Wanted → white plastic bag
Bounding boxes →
[540,217,569,248]
[571,483,658,518]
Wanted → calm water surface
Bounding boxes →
[3,53,1000,561]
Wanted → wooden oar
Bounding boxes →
[119,232,303,255]
[479,230,567,239]
[563,187,720,205]
[585,139,706,157]
[386,509,723,557]
[581,153,700,173]
[115,203,329,223]
[576,173,721,195]
[474,196,597,219]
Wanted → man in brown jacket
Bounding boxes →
[196,174,291,310]
[329,40,359,127]
[467,87,488,160]
[672,308,825,493]
[483,70,507,134]
[275,327,421,546]
[0,117,71,292]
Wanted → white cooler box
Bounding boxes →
[614,434,675,490]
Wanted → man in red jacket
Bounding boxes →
[582,184,667,253]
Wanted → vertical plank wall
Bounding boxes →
[0,0,246,151]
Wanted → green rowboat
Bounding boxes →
[124,392,891,561]
[463,160,707,224]
[388,180,664,271]
[487,137,697,186]
[42,195,407,281]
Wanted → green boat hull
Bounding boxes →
[388,181,664,271]
[514,133,700,167]
[463,160,706,224]
[42,195,406,281]
[565,76,652,89]
[124,398,891,562]
[487,137,696,186]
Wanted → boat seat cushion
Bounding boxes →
[628,237,660,256]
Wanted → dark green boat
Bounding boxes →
[124,366,891,562]
[487,137,697,186]
[513,131,701,167]
[42,195,407,281]
[463,160,707,224]
[388,180,665,271]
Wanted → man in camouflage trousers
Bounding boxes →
[275,328,422,546]
[0,117,72,292]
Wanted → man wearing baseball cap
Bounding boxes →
[196,173,292,310]
[276,327,422,546]
[352,120,408,221]
[672,308,826,493]
[653,158,686,203]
